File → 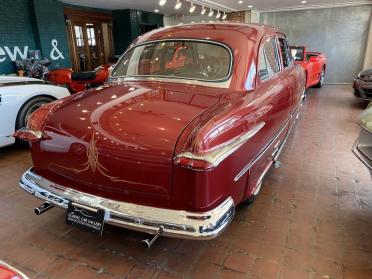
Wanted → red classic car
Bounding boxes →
[290,46,327,89]
[0,261,28,279]
[16,23,305,243]
[47,64,113,93]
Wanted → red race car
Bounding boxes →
[47,64,113,93]
[290,46,327,89]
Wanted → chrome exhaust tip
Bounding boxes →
[141,234,160,249]
[35,202,54,215]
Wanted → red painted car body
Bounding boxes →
[47,64,112,93]
[17,23,305,240]
[0,261,28,279]
[290,46,327,88]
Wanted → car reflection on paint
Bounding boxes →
[353,102,372,178]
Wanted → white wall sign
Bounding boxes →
[0,39,64,63]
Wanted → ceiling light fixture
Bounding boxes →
[154,9,160,12]
[175,0,182,10]
[189,2,196,13]
[248,5,253,8]
[301,0,307,3]
[222,12,227,20]
[208,8,214,17]
[238,0,244,3]
[159,0,166,6]
[216,11,221,19]
[201,5,206,15]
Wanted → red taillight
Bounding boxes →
[13,102,55,142]
[27,102,54,131]
[174,122,266,171]
[174,155,214,171]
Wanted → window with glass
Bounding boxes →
[278,38,292,68]
[290,47,305,62]
[258,37,280,80]
[74,26,84,47]
[111,41,232,82]
[86,24,96,46]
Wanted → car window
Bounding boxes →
[111,40,232,82]
[258,37,280,80]
[290,47,305,61]
[278,38,292,67]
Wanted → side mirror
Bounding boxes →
[309,56,320,63]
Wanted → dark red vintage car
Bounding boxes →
[290,46,327,89]
[16,23,305,242]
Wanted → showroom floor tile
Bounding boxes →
[1,85,371,279]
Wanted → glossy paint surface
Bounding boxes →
[0,262,27,279]
[291,46,327,88]
[30,23,305,212]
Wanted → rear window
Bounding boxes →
[111,40,232,82]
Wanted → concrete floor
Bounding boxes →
[0,85,371,279]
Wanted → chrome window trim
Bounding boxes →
[257,36,282,82]
[111,38,234,85]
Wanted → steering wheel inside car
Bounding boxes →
[199,57,224,80]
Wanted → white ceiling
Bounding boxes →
[60,0,371,14]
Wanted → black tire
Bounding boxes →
[244,181,262,206]
[315,67,325,88]
[15,96,54,146]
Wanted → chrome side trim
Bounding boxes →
[19,169,235,240]
[175,122,266,169]
[234,119,289,181]
[0,261,29,279]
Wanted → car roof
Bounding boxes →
[132,22,284,48]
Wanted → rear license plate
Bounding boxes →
[66,202,105,235]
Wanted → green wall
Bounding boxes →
[113,9,164,55]
[0,1,164,74]
[0,0,38,74]
[31,0,71,68]
[0,0,70,74]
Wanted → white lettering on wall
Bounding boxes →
[0,40,64,63]
[0,47,6,63]
[4,46,28,61]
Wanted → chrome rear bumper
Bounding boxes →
[19,168,235,240]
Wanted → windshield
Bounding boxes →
[290,47,305,61]
[111,40,232,82]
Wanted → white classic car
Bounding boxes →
[0,76,70,147]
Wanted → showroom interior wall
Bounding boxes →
[260,5,372,83]
[113,10,164,55]
[0,0,70,74]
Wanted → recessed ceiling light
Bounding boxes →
[301,0,307,3]
[208,8,214,17]
[154,9,159,12]
[248,5,253,8]
[159,0,166,6]
[238,0,244,4]
[189,2,196,13]
[175,0,182,10]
